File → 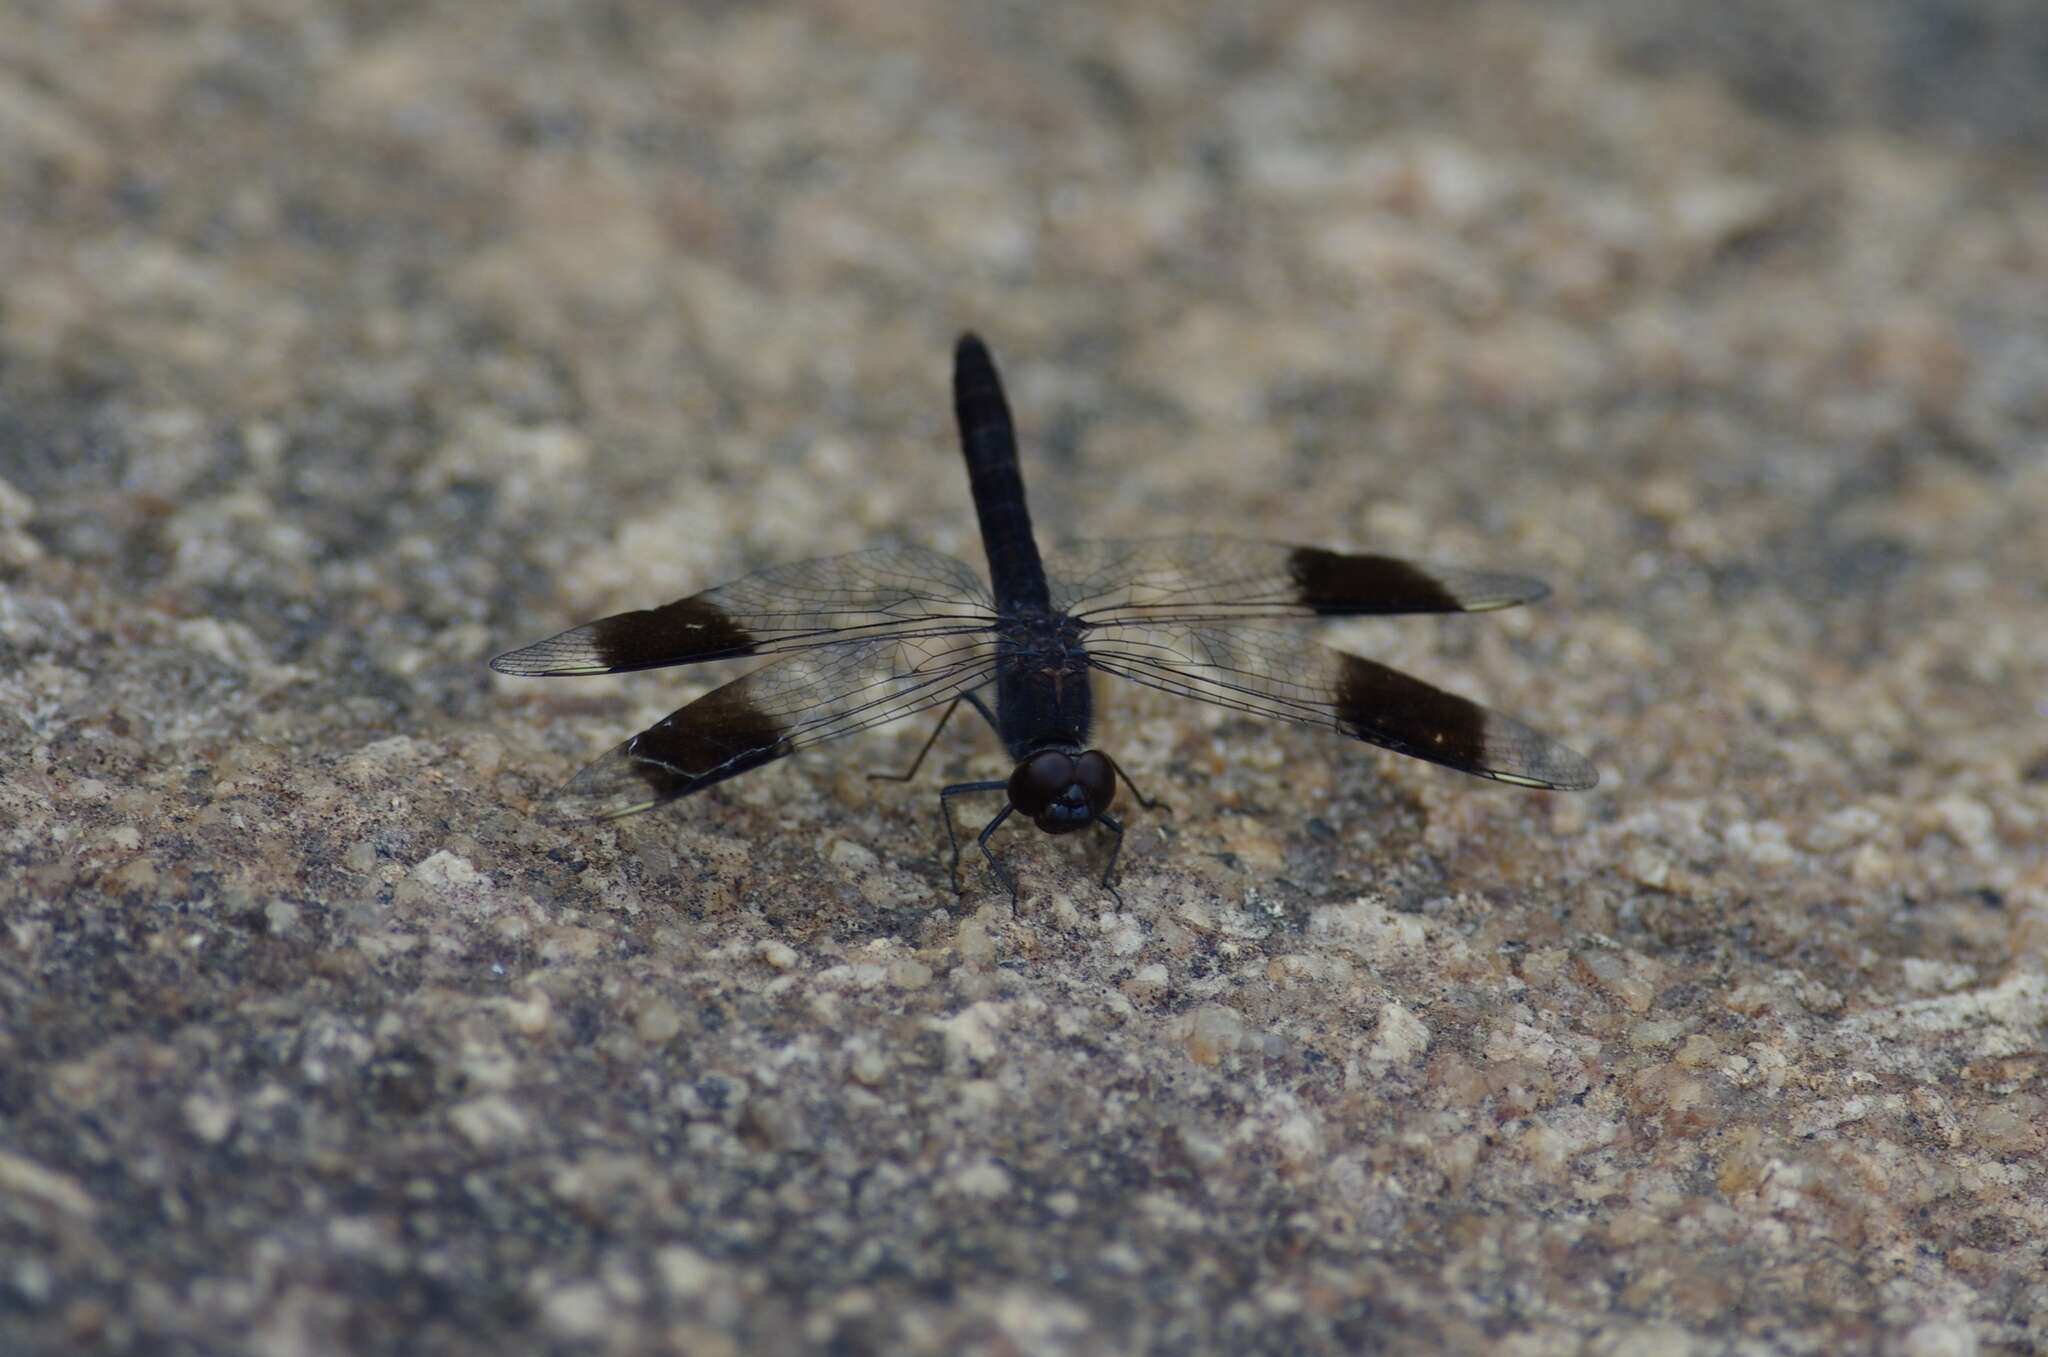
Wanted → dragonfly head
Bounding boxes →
[1009,749,1115,835]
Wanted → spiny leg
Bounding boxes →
[1095,812,1127,908]
[1104,754,1170,815]
[961,690,1001,735]
[868,698,962,783]
[939,779,1008,893]
[975,803,1019,907]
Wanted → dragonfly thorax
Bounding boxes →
[992,609,1094,761]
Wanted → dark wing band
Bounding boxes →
[1046,538,1549,626]
[541,634,997,821]
[491,546,995,676]
[1083,621,1596,791]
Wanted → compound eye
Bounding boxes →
[1007,751,1074,816]
[1074,751,1116,815]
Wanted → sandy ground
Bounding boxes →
[2,2,2045,1354]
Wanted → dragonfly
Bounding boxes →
[491,334,1596,902]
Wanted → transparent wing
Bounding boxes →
[543,632,997,821]
[1084,621,1596,790]
[492,546,995,676]
[1046,537,1550,627]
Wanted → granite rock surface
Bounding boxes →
[1,2,2044,1354]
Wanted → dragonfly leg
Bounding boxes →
[1104,754,1170,815]
[1095,812,1126,907]
[869,699,962,783]
[961,689,1001,735]
[939,779,1008,894]
[974,803,1019,907]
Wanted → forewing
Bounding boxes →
[543,632,996,821]
[492,546,994,676]
[1046,537,1549,626]
[1084,622,1596,790]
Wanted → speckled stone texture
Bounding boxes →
[2,3,2045,1354]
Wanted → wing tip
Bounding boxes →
[537,797,658,827]
[489,629,608,677]
[489,656,580,678]
[538,756,671,824]
[1503,575,1553,609]
[1487,750,1598,792]
[1456,574,1551,612]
